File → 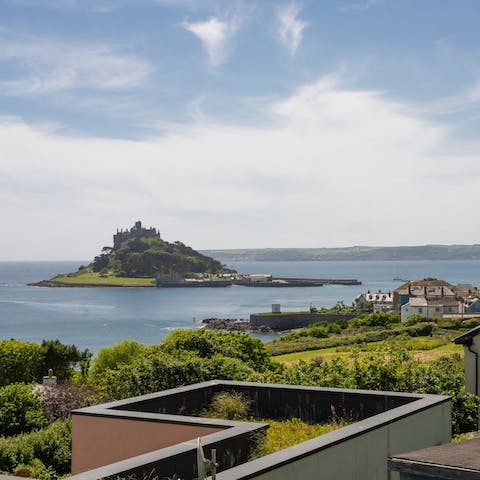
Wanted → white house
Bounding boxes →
[401,296,462,321]
[355,290,393,311]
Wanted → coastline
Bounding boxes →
[28,279,156,288]
[30,276,360,288]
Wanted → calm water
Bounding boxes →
[1,260,480,352]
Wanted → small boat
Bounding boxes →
[393,266,408,282]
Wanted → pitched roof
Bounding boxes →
[454,325,480,344]
[407,297,459,308]
[394,278,453,293]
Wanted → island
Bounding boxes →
[31,221,360,288]
[32,221,234,287]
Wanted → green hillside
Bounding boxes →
[202,244,480,262]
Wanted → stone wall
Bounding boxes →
[250,312,358,331]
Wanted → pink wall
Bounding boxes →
[71,414,224,474]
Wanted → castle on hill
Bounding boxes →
[113,221,160,249]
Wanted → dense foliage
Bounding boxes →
[0,327,478,478]
[0,340,44,386]
[268,322,434,355]
[93,236,230,277]
[272,347,478,435]
[0,383,49,437]
[0,420,71,478]
[160,330,273,372]
[94,351,260,400]
[0,339,91,385]
[89,339,146,378]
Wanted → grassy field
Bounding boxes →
[51,272,155,286]
[273,336,463,366]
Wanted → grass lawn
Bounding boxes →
[51,272,155,286]
[273,336,463,366]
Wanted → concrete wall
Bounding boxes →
[463,335,480,396]
[250,313,358,330]
[216,400,451,480]
[71,414,224,474]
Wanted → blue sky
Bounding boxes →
[2,0,480,259]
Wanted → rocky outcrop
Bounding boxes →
[202,318,273,333]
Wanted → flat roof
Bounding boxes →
[389,438,480,480]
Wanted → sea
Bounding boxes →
[1,260,480,352]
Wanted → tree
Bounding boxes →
[39,340,92,381]
[90,339,146,377]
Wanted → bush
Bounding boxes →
[403,314,428,326]
[203,392,251,420]
[14,458,57,480]
[270,346,478,435]
[161,330,272,372]
[0,340,43,386]
[0,383,49,436]
[267,323,435,356]
[94,351,260,401]
[349,312,400,328]
[0,420,71,476]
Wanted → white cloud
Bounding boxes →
[1,75,479,260]
[338,0,383,14]
[0,33,153,95]
[277,3,307,56]
[183,17,237,67]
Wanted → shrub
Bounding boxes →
[203,392,251,420]
[0,383,49,436]
[14,459,57,480]
[94,351,260,401]
[0,340,43,386]
[270,346,478,435]
[161,330,272,371]
[349,312,400,328]
[403,314,428,326]
[267,323,435,356]
[0,420,71,476]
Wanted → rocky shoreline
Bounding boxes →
[201,317,273,333]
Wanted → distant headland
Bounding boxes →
[202,245,480,262]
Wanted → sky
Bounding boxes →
[2,0,480,260]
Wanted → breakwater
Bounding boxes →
[233,277,360,287]
[274,277,361,285]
